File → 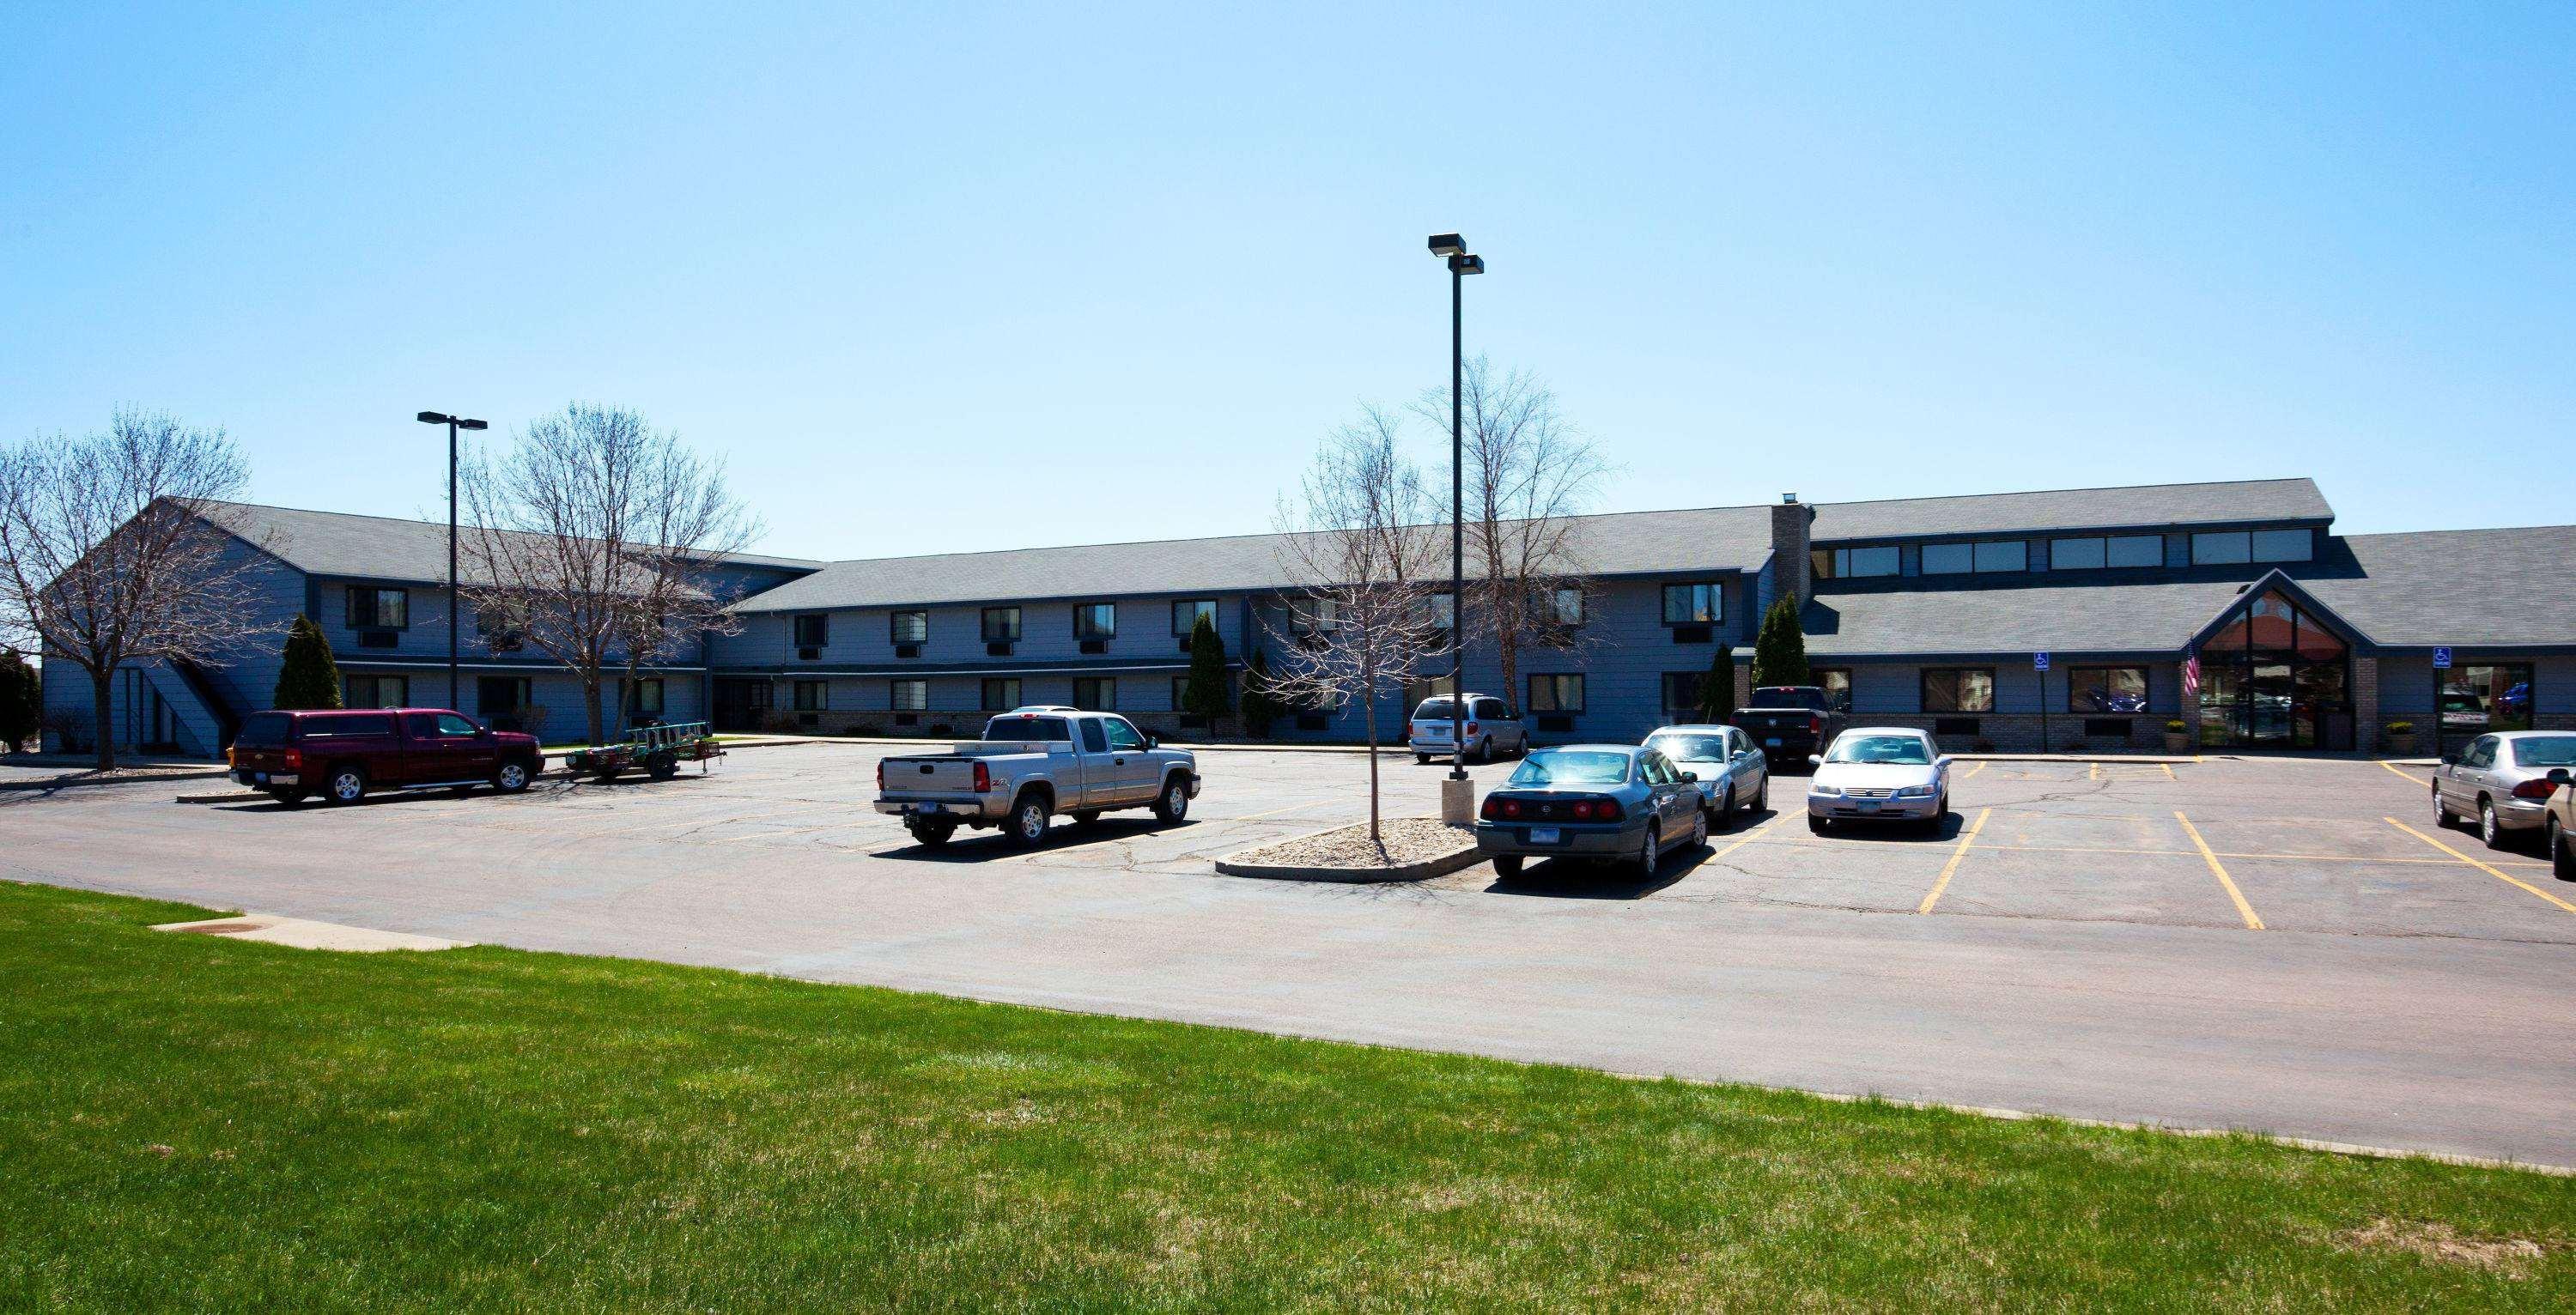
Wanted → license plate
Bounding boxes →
[1857,801,1880,813]
[916,802,943,814]
[1528,827,1560,845]
[1765,737,1782,748]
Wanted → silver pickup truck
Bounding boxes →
[872,706,1201,848]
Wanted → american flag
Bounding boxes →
[2182,648,2200,698]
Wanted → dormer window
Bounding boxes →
[1922,541,2028,575]
[2190,528,2312,566]
[1810,546,1898,579]
[2049,535,2164,570]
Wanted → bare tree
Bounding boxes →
[1261,407,1445,846]
[0,410,273,769]
[459,404,758,745]
[1414,358,1609,707]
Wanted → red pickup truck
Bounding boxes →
[228,707,544,806]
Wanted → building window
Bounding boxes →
[1172,676,1192,711]
[477,676,532,718]
[1810,546,1899,579]
[1072,676,1116,712]
[793,615,829,647]
[1289,597,1340,635]
[1661,672,1700,716]
[343,674,409,708]
[2048,535,2165,570]
[2066,666,2147,713]
[1427,592,1455,632]
[2191,529,2311,566]
[1923,541,2028,575]
[793,681,828,712]
[2251,528,2313,562]
[981,607,1022,643]
[1528,674,1586,714]
[981,678,1022,711]
[1171,599,1218,636]
[1662,582,1721,625]
[890,679,927,712]
[1548,587,1585,628]
[2443,664,2535,733]
[632,678,665,716]
[1921,668,1996,713]
[1073,603,1117,640]
[475,602,527,651]
[889,610,927,644]
[346,586,409,629]
[1814,668,1853,713]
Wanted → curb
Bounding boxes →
[2,769,230,793]
[1214,829,1485,883]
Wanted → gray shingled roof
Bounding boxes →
[1809,478,2329,542]
[731,504,1779,613]
[195,500,822,585]
[1799,524,2576,656]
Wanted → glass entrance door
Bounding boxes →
[2247,664,2294,748]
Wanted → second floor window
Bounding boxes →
[793,615,829,647]
[2049,535,2164,570]
[475,602,526,651]
[1171,599,1217,636]
[347,586,409,629]
[890,610,927,644]
[1662,582,1721,625]
[1073,603,1117,640]
[1548,587,1584,627]
[1290,597,1341,636]
[1811,546,1899,579]
[1923,541,2029,575]
[982,607,1022,643]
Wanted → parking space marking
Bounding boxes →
[1225,800,1333,824]
[1917,808,1990,914]
[1707,809,1802,864]
[2383,817,2576,915]
[2161,763,2176,780]
[2174,811,2263,930]
[1960,762,1986,779]
[2379,761,2430,787]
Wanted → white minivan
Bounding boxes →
[1409,694,1529,765]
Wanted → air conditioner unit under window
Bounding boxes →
[798,645,820,661]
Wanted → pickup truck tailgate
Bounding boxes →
[880,756,983,796]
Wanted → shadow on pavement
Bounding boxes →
[872,816,1191,863]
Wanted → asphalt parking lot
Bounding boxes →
[5,742,2573,1165]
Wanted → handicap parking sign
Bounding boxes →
[2033,651,2050,672]
[2433,646,2452,670]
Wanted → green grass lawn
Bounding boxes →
[3,882,2571,1311]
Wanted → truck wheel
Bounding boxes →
[324,766,368,806]
[1492,854,1523,879]
[1005,793,1052,847]
[908,820,956,849]
[491,760,533,794]
[1152,775,1191,823]
[646,750,678,781]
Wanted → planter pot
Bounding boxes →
[2162,731,2190,754]
[2385,732,2416,756]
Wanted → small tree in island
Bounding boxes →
[1751,597,1810,688]
[272,615,343,710]
[1262,408,1444,848]
[1180,612,1230,734]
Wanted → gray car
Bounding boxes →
[1642,724,1769,826]
[1474,744,1706,879]
[1807,726,1953,834]
[2433,730,2576,850]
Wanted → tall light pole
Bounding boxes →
[1427,234,1483,785]
[416,411,488,711]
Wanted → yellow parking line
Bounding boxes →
[1961,761,1987,779]
[2379,761,2429,787]
[1229,800,1329,824]
[2161,763,2176,781]
[2384,817,2576,915]
[1917,808,1990,914]
[2089,761,2100,781]
[2175,810,2263,930]
[1707,809,1801,863]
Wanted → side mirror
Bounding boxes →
[1680,771,1698,783]
[1145,735,1159,749]
[2440,753,2462,766]
[2549,768,2571,786]
[1935,754,1953,768]
[1807,754,1824,767]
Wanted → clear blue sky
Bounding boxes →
[3,3,2568,560]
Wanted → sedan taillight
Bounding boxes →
[2511,779,2561,801]
[1569,797,1624,821]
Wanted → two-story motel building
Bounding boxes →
[45,478,2576,759]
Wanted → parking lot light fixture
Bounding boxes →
[416,409,489,712]
[1428,233,1484,790]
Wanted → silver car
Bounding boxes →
[1642,724,1770,826]
[1474,744,1706,878]
[1807,727,1953,834]
[2433,730,2576,850]
[1410,694,1529,765]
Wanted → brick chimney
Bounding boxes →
[1771,493,1816,608]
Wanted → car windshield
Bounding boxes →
[2512,736,2576,768]
[1507,750,1631,786]
[1826,735,1932,766]
[1645,733,1728,761]
[1412,699,1456,720]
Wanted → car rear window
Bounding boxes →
[1506,750,1631,786]
[1746,688,1829,711]
[1645,732,1728,761]
[234,712,295,748]
[1413,699,1456,720]
[308,713,397,738]
[983,715,1071,742]
[2512,736,2576,768]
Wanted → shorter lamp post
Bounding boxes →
[416,410,489,711]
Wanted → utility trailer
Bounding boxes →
[564,720,726,782]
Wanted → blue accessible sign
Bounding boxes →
[2033,651,2050,672]
[2433,647,2453,670]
